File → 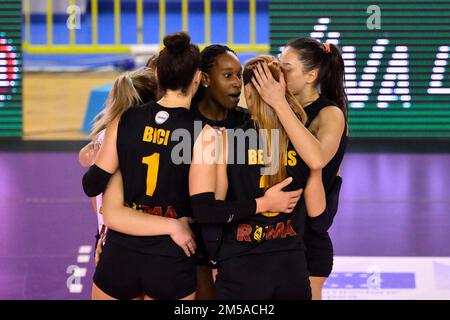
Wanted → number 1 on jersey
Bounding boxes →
[142,153,160,197]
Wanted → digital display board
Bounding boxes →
[270,0,450,137]
[0,0,22,138]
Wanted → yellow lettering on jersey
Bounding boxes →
[287,150,297,166]
[152,129,159,144]
[143,126,154,142]
[248,149,266,165]
[142,126,170,145]
[259,175,268,188]
[163,131,170,145]
[257,149,264,165]
[248,149,257,165]
[142,153,160,196]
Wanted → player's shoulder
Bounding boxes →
[121,102,152,120]
[232,106,251,122]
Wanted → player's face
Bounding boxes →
[279,46,309,96]
[206,52,242,109]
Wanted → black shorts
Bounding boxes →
[214,251,311,300]
[93,241,196,300]
[304,176,342,277]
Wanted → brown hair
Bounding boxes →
[243,55,307,189]
[156,32,200,95]
[287,37,348,118]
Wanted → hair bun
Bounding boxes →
[163,32,191,55]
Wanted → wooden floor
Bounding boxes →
[23,71,248,141]
[23,71,118,140]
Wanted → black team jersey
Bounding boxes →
[218,119,310,261]
[106,101,196,257]
[191,103,250,129]
[191,103,251,264]
[304,95,348,192]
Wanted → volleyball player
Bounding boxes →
[84,42,305,299]
[78,66,158,264]
[191,44,249,299]
[252,38,348,299]
[192,45,306,299]
[190,55,327,299]
[82,32,202,300]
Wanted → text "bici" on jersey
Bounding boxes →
[142,126,171,145]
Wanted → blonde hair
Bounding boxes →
[91,67,157,138]
[243,55,307,189]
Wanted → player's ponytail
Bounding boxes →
[319,43,348,119]
[156,32,200,95]
[91,67,157,138]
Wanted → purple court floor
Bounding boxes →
[0,151,449,299]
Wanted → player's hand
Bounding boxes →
[262,177,303,213]
[170,217,196,257]
[251,61,287,112]
[79,141,102,167]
